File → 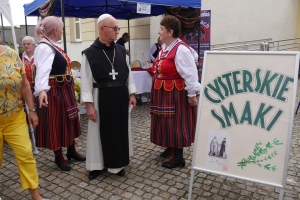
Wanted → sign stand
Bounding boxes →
[188,169,195,200]
[187,51,299,200]
[279,189,284,200]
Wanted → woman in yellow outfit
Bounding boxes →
[0,44,44,200]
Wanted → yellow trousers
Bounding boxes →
[0,110,39,190]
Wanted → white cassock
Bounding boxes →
[81,54,137,174]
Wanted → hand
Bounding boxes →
[38,90,48,108]
[126,50,130,56]
[28,112,38,129]
[86,103,97,122]
[129,94,136,110]
[188,96,198,106]
[195,61,200,67]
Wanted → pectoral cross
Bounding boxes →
[109,68,118,80]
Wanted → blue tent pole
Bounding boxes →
[106,0,108,12]
[61,0,67,53]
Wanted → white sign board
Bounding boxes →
[192,51,299,188]
[136,2,151,14]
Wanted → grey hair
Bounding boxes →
[22,36,36,44]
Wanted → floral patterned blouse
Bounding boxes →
[0,47,25,117]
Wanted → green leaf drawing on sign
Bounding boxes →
[237,138,283,172]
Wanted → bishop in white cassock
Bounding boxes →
[81,14,137,180]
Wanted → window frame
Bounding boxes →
[74,17,82,42]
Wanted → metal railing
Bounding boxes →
[211,38,300,52]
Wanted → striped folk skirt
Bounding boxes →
[35,76,81,150]
[150,85,197,148]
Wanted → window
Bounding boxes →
[74,18,81,41]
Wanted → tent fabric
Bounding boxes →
[23,0,49,17]
[120,0,201,9]
[24,0,167,19]
[0,0,18,52]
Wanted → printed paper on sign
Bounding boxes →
[205,130,231,171]
[137,3,151,14]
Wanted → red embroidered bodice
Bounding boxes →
[153,41,189,91]
[22,53,35,85]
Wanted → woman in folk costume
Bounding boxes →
[150,15,201,169]
[34,16,85,171]
[21,36,36,90]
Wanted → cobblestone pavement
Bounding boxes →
[1,91,300,200]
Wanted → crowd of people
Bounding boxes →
[0,14,200,199]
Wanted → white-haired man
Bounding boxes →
[81,14,137,180]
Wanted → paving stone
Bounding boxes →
[1,103,300,199]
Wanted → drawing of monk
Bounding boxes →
[208,136,219,156]
[219,138,227,158]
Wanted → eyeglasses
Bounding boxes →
[103,26,121,32]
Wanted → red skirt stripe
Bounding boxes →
[35,77,80,150]
[150,84,197,148]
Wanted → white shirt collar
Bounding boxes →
[161,38,181,52]
[41,37,60,48]
[23,52,34,61]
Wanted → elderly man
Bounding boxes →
[81,14,137,180]
[21,36,36,89]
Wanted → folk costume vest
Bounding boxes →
[38,39,78,119]
[22,53,35,86]
[153,40,189,91]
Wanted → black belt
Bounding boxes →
[93,81,127,88]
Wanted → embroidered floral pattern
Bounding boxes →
[0,48,24,117]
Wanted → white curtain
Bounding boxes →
[0,0,18,53]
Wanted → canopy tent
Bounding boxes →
[23,0,201,53]
[24,0,167,20]
[0,0,18,52]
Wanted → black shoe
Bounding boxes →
[55,157,72,171]
[116,169,125,177]
[67,144,86,161]
[160,148,172,157]
[162,159,185,169]
[162,148,185,169]
[54,149,72,171]
[89,170,101,180]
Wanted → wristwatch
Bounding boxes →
[28,108,36,112]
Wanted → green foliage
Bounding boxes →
[237,138,283,172]
[1,26,19,30]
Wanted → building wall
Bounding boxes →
[19,25,36,42]
[296,1,300,38]
[201,0,299,44]
[64,17,151,64]
[0,25,35,45]
[64,18,98,62]
[150,15,163,47]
